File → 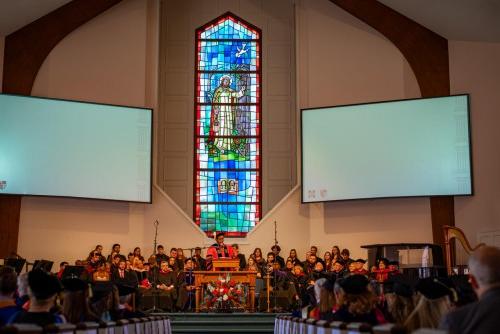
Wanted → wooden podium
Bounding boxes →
[193,270,257,312]
[211,258,240,271]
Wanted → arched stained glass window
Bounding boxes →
[194,13,261,237]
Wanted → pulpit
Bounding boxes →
[211,258,240,271]
[193,270,257,312]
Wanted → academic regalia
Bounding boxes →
[192,256,206,271]
[176,270,196,311]
[259,269,297,311]
[206,243,235,259]
[156,270,177,311]
[155,253,169,264]
[275,255,285,269]
[236,254,247,270]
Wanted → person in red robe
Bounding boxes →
[206,232,235,259]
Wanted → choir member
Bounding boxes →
[330,260,347,279]
[107,244,122,262]
[155,245,169,264]
[232,244,247,270]
[352,259,369,276]
[57,262,68,280]
[372,258,392,283]
[331,246,341,262]
[176,248,186,270]
[271,245,285,269]
[341,249,352,265]
[93,260,110,282]
[193,247,206,270]
[323,252,333,271]
[288,249,301,266]
[303,253,318,275]
[252,248,265,268]
[133,247,144,262]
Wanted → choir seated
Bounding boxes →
[1,236,500,334]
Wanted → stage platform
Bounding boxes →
[154,312,288,334]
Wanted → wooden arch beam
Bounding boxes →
[0,0,122,258]
[329,0,454,249]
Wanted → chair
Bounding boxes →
[443,225,485,275]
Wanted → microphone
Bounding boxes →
[154,219,159,226]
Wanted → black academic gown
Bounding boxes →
[176,270,196,311]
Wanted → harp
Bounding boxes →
[443,225,485,275]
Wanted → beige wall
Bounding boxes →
[450,40,500,263]
[0,35,4,91]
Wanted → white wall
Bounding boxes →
[450,40,500,263]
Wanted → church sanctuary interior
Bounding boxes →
[1,0,500,333]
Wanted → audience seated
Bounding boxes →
[4,242,499,334]
[330,274,386,325]
[61,277,98,324]
[440,246,500,334]
[10,269,65,326]
[404,277,454,331]
[0,267,23,326]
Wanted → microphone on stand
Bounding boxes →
[154,219,159,226]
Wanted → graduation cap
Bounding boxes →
[62,276,88,292]
[416,277,456,301]
[92,282,114,301]
[339,274,369,295]
[116,284,136,296]
[384,276,413,298]
[28,269,63,300]
[388,260,400,266]
[354,259,367,263]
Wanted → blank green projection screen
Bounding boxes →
[0,94,152,202]
[301,95,472,202]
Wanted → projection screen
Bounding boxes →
[0,94,152,203]
[301,94,472,203]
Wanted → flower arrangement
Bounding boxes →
[205,273,245,311]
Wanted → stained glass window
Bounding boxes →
[194,13,261,237]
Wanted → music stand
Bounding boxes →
[33,260,54,272]
[61,265,86,279]
[5,258,26,275]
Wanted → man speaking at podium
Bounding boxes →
[207,232,235,259]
